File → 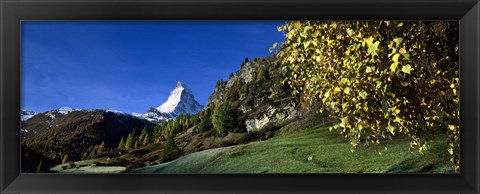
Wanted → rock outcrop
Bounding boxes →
[207,56,303,133]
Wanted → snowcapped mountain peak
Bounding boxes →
[155,82,203,117]
[175,81,186,88]
[21,109,37,121]
[174,81,195,94]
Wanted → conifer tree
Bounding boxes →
[198,107,212,132]
[117,137,125,150]
[35,160,43,173]
[143,134,150,146]
[212,101,237,136]
[62,154,69,164]
[81,151,89,160]
[139,128,148,142]
[89,148,97,159]
[134,139,141,149]
[97,141,106,156]
[125,130,136,149]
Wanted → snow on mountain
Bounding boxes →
[133,107,172,122]
[25,106,153,123]
[103,109,155,121]
[156,81,204,117]
[21,82,203,123]
[37,107,81,120]
[105,109,129,115]
[133,82,204,122]
[56,106,76,114]
[132,112,168,122]
[21,109,37,121]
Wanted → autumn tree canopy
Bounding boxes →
[273,21,459,171]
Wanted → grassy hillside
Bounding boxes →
[129,115,453,173]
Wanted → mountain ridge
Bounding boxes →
[21,108,157,169]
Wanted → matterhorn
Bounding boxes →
[133,82,204,121]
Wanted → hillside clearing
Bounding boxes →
[129,116,453,173]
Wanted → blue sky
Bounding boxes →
[21,21,285,113]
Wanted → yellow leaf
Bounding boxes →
[366,66,372,73]
[340,116,349,125]
[390,62,398,73]
[397,22,404,27]
[388,126,395,135]
[393,38,403,46]
[359,91,367,99]
[401,64,413,74]
[388,41,394,48]
[399,47,407,54]
[365,36,374,47]
[331,22,337,28]
[358,124,363,131]
[293,21,302,29]
[368,41,380,56]
[344,87,351,95]
[448,148,453,155]
[334,86,341,94]
[346,28,354,36]
[394,117,402,123]
[303,41,310,49]
[448,125,456,131]
[392,53,400,63]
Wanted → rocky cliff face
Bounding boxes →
[207,57,303,132]
[208,61,257,105]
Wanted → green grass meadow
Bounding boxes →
[130,116,453,173]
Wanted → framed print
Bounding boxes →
[1,0,479,193]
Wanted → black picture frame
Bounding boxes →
[1,0,479,193]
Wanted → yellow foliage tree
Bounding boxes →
[273,21,459,171]
[62,154,69,164]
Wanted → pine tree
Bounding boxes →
[97,141,106,156]
[256,65,269,80]
[81,151,89,160]
[139,128,148,142]
[134,139,141,149]
[35,160,43,173]
[125,130,136,149]
[184,119,190,129]
[212,101,237,136]
[142,134,150,146]
[117,137,125,150]
[153,126,162,140]
[62,154,69,164]
[89,148,97,159]
[198,107,212,132]
[162,136,179,162]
